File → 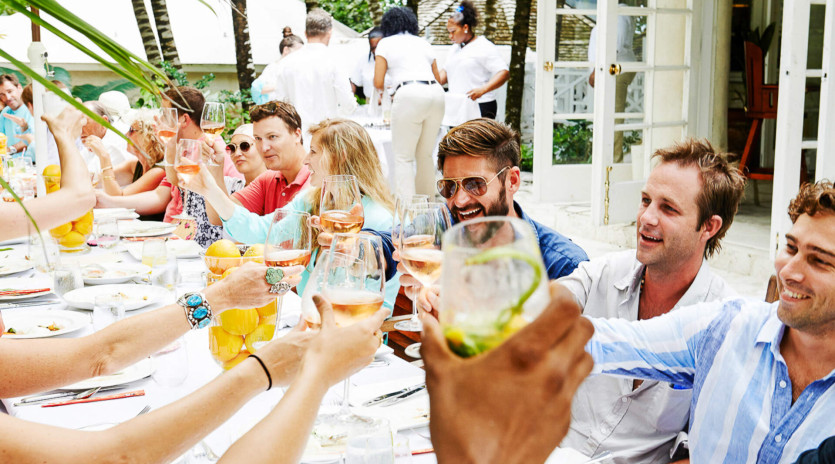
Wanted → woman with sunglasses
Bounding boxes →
[225,124,267,186]
[86,109,167,220]
[181,118,400,309]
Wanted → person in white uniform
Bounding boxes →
[350,27,385,105]
[374,6,445,198]
[272,9,356,135]
[438,1,509,124]
[557,140,747,463]
[252,35,304,105]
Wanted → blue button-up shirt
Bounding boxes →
[512,202,587,280]
[588,298,835,464]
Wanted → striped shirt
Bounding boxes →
[587,298,835,464]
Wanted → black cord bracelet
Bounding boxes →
[248,354,272,391]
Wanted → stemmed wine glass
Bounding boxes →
[395,202,451,339]
[391,195,430,333]
[312,234,386,441]
[320,175,364,235]
[173,139,201,220]
[155,107,178,167]
[264,210,313,332]
[201,102,225,137]
[440,217,550,357]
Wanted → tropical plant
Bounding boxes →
[231,0,255,113]
[552,120,593,165]
[505,0,533,134]
[131,0,163,65]
[71,79,137,102]
[149,0,181,69]
[519,143,533,172]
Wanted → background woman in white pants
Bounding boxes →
[375,6,445,198]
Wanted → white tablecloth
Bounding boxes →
[0,238,435,463]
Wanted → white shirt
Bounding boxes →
[351,53,391,101]
[273,43,357,128]
[557,250,736,464]
[256,60,282,102]
[442,36,508,103]
[375,33,436,85]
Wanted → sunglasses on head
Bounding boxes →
[226,141,253,154]
[436,166,511,199]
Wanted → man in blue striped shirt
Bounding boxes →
[583,181,835,463]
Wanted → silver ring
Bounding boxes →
[269,281,291,295]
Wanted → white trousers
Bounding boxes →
[390,83,445,198]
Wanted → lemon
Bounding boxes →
[220,308,259,336]
[72,218,93,236]
[220,266,239,280]
[243,244,264,258]
[222,350,251,370]
[244,323,276,353]
[256,299,278,318]
[259,314,277,327]
[59,231,86,249]
[209,326,244,362]
[205,239,241,274]
[46,182,60,194]
[49,222,72,238]
[42,164,60,178]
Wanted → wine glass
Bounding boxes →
[320,175,364,235]
[155,107,178,167]
[264,209,313,342]
[200,102,225,138]
[395,203,451,339]
[173,139,201,220]
[440,217,550,358]
[313,233,386,443]
[391,194,429,334]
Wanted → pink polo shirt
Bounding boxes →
[232,165,311,216]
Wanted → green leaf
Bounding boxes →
[71,79,137,102]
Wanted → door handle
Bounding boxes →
[609,64,622,75]
[544,61,554,72]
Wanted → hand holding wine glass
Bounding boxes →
[155,107,178,167]
[264,210,313,297]
[200,102,225,167]
[319,175,364,235]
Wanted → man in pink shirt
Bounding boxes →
[205,101,310,225]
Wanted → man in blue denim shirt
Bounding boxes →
[397,118,588,311]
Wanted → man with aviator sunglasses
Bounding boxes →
[396,118,588,313]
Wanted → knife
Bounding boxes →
[362,383,425,407]
[42,389,145,408]
[0,300,62,310]
[15,386,124,406]
[379,384,427,407]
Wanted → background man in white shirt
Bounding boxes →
[557,139,746,463]
[272,9,356,139]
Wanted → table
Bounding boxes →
[0,235,436,463]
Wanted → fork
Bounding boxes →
[135,405,151,416]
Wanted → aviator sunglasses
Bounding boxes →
[226,141,253,155]
[436,166,510,199]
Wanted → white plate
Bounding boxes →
[0,258,33,277]
[118,221,177,238]
[0,236,28,246]
[60,357,154,390]
[63,284,169,311]
[82,263,151,285]
[0,276,53,301]
[93,208,139,221]
[2,309,89,338]
[125,240,202,260]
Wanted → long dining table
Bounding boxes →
[0,227,435,463]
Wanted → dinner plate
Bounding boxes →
[118,221,177,238]
[62,284,168,311]
[0,276,53,301]
[125,240,203,260]
[0,236,28,246]
[60,357,154,390]
[1,309,89,339]
[93,208,139,221]
[0,258,33,277]
[82,263,151,285]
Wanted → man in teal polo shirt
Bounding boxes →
[0,74,33,160]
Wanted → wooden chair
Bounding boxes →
[739,41,808,204]
[381,287,423,362]
[739,41,779,205]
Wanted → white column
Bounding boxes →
[815,0,835,180]
[26,42,48,197]
[771,0,811,258]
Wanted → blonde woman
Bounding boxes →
[182,118,398,307]
[86,108,166,198]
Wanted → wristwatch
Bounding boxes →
[177,291,213,329]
